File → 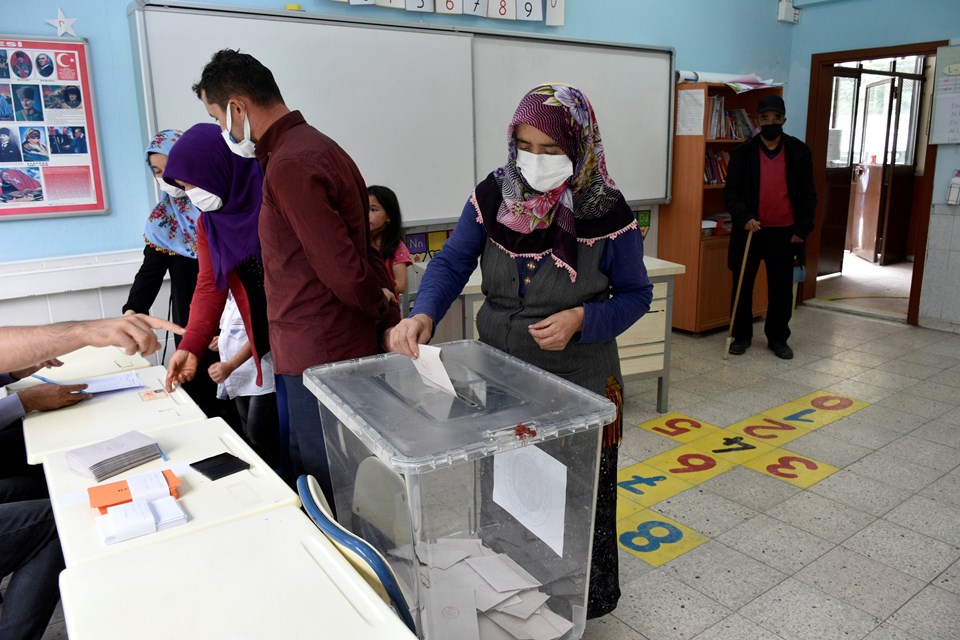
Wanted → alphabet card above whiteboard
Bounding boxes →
[328,0,562,23]
[931,44,960,144]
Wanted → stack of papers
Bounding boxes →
[66,431,161,481]
[88,469,182,515]
[95,496,187,545]
[391,538,574,640]
[70,371,145,394]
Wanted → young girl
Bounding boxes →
[368,185,411,295]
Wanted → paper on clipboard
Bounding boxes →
[413,344,456,395]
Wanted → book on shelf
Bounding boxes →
[703,150,730,184]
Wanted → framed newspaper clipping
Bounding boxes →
[0,35,107,220]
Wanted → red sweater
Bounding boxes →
[255,111,399,375]
[758,147,794,228]
[177,216,263,384]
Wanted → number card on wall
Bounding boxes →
[0,36,106,220]
[545,0,564,26]
[406,0,436,12]
[517,0,543,21]
[349,0,376,5]
[487,0,516,20]
[436,0,464,14]
[375,0,405,8]
[463,0,488,16]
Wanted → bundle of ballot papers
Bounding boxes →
[65,431,161,481]
[89,470,187,545]
[390,539,575,640]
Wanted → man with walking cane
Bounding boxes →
[723,94,816,360]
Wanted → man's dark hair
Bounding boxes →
[192,49,284,109]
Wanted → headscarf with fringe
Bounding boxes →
[473,83,637,282]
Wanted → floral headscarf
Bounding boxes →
[143,129,199,259]
[474,83,636,281]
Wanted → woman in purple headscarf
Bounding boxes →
[386,84,653,618]
[160,123,278,467]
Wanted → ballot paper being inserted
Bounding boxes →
[412,344,456,395]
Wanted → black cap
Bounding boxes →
[18,86,35,99]
[0,127,9,135]
[757,94,785,115]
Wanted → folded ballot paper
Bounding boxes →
[390,538,574,640]
[66,431,161,482]
[96,496,187,545]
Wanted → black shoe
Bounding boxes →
[768,341,793,359]
[729,339,751,355]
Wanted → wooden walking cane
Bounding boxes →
[724,229,754,360]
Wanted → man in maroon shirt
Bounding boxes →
[724,95,816,360]
[190,50,399,504]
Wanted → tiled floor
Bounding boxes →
[812,250,913,319]
[7,303,960,640]
[586,304,960,640]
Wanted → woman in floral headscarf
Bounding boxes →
[122,129,222,419]
[386,84,652,618]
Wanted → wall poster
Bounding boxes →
[0,35,106,220]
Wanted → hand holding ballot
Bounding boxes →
[384,313,434,358]
[17,382,91,413]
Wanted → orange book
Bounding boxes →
[88,469,181,515]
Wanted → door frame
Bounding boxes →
[804,41,945,325]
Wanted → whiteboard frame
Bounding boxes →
[128,0,674,213]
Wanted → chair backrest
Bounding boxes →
[297,475,417,635]
[352,456,411,548]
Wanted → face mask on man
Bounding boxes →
[760,123,783,141]
[222,104,257,158]
[185,186,223,211]
[515,149,573,193]
[156,178,186,199]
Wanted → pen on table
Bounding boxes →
[31,374,60,385]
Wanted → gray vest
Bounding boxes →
[475,239,621,397]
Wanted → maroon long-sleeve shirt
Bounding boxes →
[255,111,398,375]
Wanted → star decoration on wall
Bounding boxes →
[46,8,78,37]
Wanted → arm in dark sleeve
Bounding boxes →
[791,141,817,239]
[122,246,169,314]
[410,200,486,325]
[579,228,653,343]
[0,394,25,430]
[177,219,227,358]
[723,145,754,230]
[270,157,389,320]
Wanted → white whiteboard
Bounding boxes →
[134,5,673,223]
[474,35,673,203]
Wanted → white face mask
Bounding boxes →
[515,150,573,193]
[222,104,257,158]
[156,177,186,199]
[185,186,223,211]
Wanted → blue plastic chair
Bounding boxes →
[297,475,417,635]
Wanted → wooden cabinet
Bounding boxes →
[659,83,780,333]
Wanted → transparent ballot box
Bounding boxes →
[305,340,616,640]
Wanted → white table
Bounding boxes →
[44,417,298,566]
[23,366,205,464]
[6,345,151,391]
[59,506,417,639]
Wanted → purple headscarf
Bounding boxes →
[163,123,263,291]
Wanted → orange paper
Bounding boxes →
[88,469,181,514]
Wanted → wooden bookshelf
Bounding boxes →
[659,83,782,333]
